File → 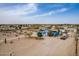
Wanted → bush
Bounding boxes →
[37,32,43,37]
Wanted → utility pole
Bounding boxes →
[75,26,78,56]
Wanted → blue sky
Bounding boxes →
[0,3,79,24]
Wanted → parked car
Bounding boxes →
[60,32,68,40]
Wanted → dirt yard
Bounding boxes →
[0,31,77,56]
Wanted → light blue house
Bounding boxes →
[42,29,49,37]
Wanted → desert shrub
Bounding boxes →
[10,41,14,44]
[37,32,43,37]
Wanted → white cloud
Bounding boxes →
[0,3,37,16]
[0,3,38,24]
[56,8,69,13]
[30,8,70,18]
